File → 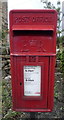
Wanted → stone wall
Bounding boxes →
[62,1,64,36]
[0,1,2,31]
[2,1,8,30]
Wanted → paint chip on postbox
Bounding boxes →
[24,66,41,96]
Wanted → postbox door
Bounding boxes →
[11,56,49,110]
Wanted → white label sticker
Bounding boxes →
[24,66,41,96]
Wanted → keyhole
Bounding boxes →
[20,82,22,86]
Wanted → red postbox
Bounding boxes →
[9,10,57,112]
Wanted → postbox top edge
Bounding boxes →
[9,9,57,15]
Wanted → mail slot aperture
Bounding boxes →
[12,29,54,54]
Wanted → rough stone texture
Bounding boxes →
[2,1,8,30]
[62,1,64,36]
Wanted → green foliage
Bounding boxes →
[2,110,21,120]
[57,51,62,60]
[57,37,60,48]
[56,7,60,12]
[61,48,64,75]
[2,29,8,40]
[56,35,64,76]
[61,36,64,46]
[56,47,64,76]
[2,30,6,39]
[2,48,7,55]
[0,31,2,40]
[57,36,64,48]
[2,79,12,117]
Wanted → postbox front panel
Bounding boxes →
[11,56,49,109]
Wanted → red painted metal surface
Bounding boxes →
[9,10,57,112]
